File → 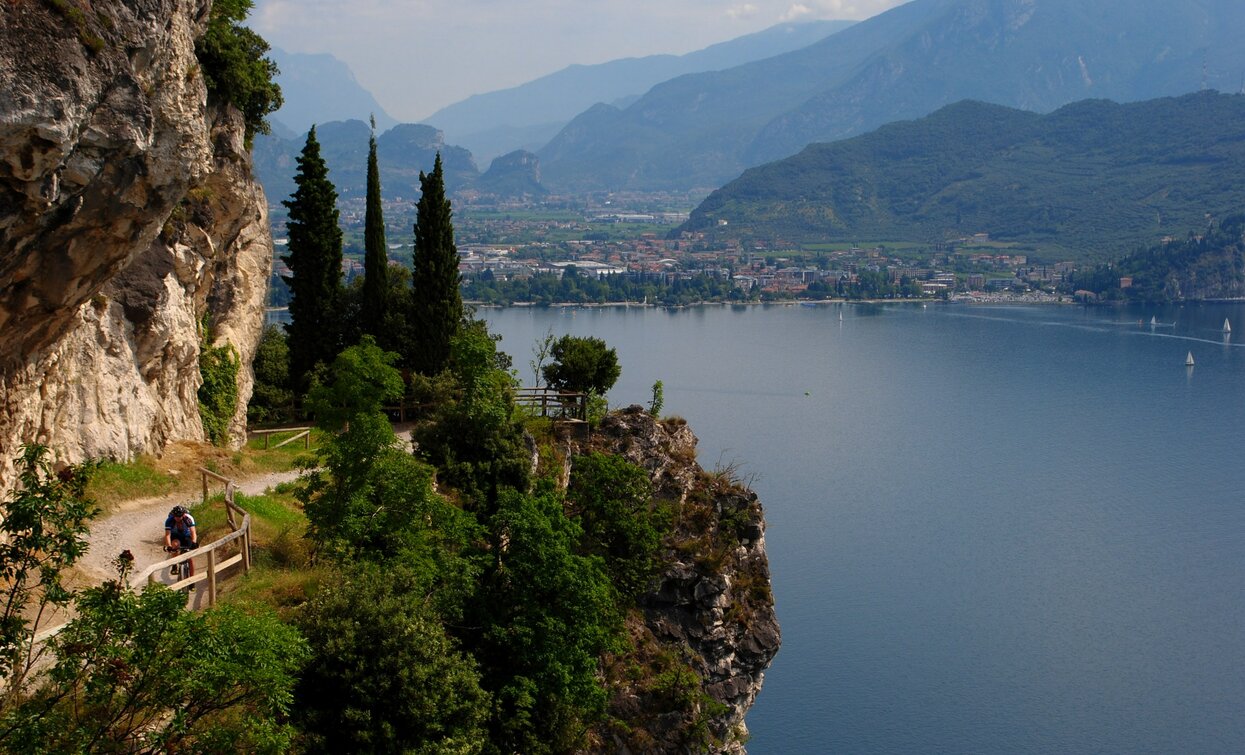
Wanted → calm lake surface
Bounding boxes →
[482,302,1245,754]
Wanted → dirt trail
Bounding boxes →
[78,469,301,585]
[75,427,412,596]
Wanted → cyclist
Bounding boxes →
[164,505,198,580]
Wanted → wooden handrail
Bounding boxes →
[514,387,589,421]
[248,426,312,450]
[124,469,254,607]
[21,470,258,671]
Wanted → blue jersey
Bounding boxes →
[165,513,196,541]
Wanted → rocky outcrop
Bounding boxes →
[0,0,271,486]
[476,150,548,199]
[584,406,781,753]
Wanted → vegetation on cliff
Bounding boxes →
[4,309,779,751]
[196,0,282,141]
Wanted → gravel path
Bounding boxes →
[78,469,302,585]
[76,427,411,598]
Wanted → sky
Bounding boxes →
[250,0,908,122]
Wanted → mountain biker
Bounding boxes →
[164,505,198,579]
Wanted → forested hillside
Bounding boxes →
[1071,214,1245,302]
[680,93,1245,261]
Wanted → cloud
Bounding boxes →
[726,3,759,20]
[778,0,905,22]
[780,3,813,21]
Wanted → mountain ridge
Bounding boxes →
[540,0,1245,193]
[268,48,398,134]
[424,20,855,162]
[680,92,1245,261]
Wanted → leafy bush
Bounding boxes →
[195,0,282,142]
[474,486,620,753]
[3,582,306,753]
[0,446,97,690]
[414,323,531,513]
[541,335,621,396]
[294,565,490,754]
[567,452,666,602]
[198,329,239,445]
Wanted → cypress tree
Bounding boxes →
[282,125,343,389]
[361,115,389,340]
[408,153,463,375]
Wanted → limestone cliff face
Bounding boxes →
[584,407,781,753]
[0,0,271,485]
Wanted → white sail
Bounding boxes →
[1186,351,1195,367]
[1223,318,1231,333]
[1150,316,1157,326]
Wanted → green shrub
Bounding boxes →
[194,0,282,143]
[294,565,490,753]
[198,331,239,446]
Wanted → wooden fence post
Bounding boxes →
[206,549,217,607]
[242,529,251,573]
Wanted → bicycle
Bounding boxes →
[164,543,197,584]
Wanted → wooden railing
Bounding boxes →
[249,426,311,450]
[130,468,252,609]
[515,388,589,422]
[29,470,254,651]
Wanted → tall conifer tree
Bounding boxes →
[408,153,463,375]
[282,125,343,389]
[361,115,389,340]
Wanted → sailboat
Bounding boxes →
[1186,351,1195,367]
[1150,316,1157,326]
[1223,318,1231,333]
[838,311,843,322]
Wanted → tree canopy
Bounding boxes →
[542,335,621,396]
[361,117,389,341]
[408,153,463,375]
[282,126,344,389]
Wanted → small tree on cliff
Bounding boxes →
[542,335,621,396]
[360,116,389,343]
[407,153,463,375]
[283,125,344,390]
[195,0,282,143]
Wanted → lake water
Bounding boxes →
[482,302,1245,754]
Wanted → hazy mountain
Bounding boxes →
[680,92,1245,261]
[268,48,398,134]
[539,0,1245,193]
[253,121,479,204]
[424,20,855,162]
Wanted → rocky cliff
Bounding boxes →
[580,407,781,753]
[0,0,270,487]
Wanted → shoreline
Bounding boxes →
[467,291,1072,309]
